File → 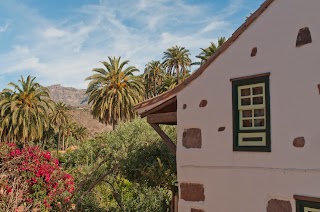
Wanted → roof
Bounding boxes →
[135,0,275,114]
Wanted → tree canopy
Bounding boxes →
[0,75,54,145]
[86,57,144,129]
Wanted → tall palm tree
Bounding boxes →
[159,72,191,94]
[73,126,88,142]
[194,37,227,65]
[0,75,54,145]
[162,45,192,84]
[63,122,77,150]
[41,126,56,149]
[143,60,165,99]
[86,57,144,129]
[159,75,177,94]
[51,102,69,153]
[0,90,14,142]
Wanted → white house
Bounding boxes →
[135,0,320,211]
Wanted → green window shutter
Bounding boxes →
[296,200,320,212]
[232,75,271,152]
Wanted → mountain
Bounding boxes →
[47,84,111,135]
[69,109,112,136]
[47,84,88,108]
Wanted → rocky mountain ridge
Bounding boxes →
[47,84,111,135]
[47,84,88,108]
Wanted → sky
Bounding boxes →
[0,0,264,89]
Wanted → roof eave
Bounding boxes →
[134,0,275,112]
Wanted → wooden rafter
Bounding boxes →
[147,112,177,125]
[150,123,176,155]
[141,96,177,117]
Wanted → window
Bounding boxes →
[232,74,271,152]
[295,195,320,212]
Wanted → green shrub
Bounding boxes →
[63,118,177,211]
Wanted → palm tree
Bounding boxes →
[0,90,14,142]
[194,37,227,65]
[159,72,191,94]
[63,122,77,150]
[143,60,165,99]
[73,126,88,142]
[86,57,144,129]
[159,75,177,94]
[51,102,69,153]
[41,126,56,149]
[0,76,54,145]
[162,45,192,84]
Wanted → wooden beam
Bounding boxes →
[150,123,176,155]
[141,96,177,118]
[147,112,177,125]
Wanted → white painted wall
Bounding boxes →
[177,0,320,211]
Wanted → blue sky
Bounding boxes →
[0,0,264,89]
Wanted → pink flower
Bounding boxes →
[5,186,12,193]
[43,152,51,160]
[1,143,74,208]
[15,149,21,155]
[53,159,59,166]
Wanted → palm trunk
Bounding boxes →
[112,123,116,131]
[42,139,46,149]
[57,129,61,155]
[66,137,69,151]
[176,64,180,84]
[62,134,65,151]
[112,118,118,131]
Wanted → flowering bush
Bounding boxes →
[0,143,74,211]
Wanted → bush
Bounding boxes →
[63,118,177,211]
[0,143,74,211]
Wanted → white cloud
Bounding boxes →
[0,46,46,74]
[222,0,246,17]
[13,45,30,54]
[0,22,9,32]
[43,27,68,38]
[0,0,255,89]
[200,21,229,34]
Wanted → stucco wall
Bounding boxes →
[177,0,320,211]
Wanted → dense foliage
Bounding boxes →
[0,76,54,145]
[62,118,176,211]
[86,57,144,129]
[0,143,74,211]
[51,102,70,153]
[162,45,192,84]
[144,60,165,99]
[0,76,88,151]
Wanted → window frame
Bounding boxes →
[295,195,320,212]
[232,74,271,152]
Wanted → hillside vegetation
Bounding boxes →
[62,118,177,211]
[47,84,112,136]
[69,109,112,137]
